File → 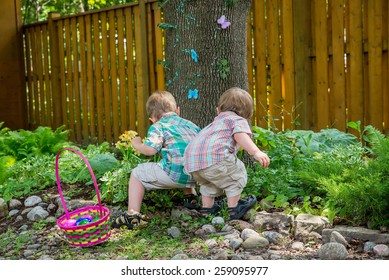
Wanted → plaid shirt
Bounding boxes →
[184,111,252,173]
[144,112,200,185]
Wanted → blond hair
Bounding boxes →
[146,90,177,119]
[217,87,253,119]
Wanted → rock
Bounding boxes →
[211,217,225,225]
[318,242,348,260]
[0,198,9,218]
[171,254,189,260]
[8,199,23,210]
[212,249,228,260]
[294,214,330,241]
[205,239,218,249]
[24,195,42,207]
[241,228,260,240]
[252,211,294,235]
[322,226,389,244]
[229,219,254,231]
[262,231,284,244]
[202,224,216,234]
[291,241,304,251]
[330,231,349,247]
[373,244,389,257]
[242,236,269,249]
[364,241,376,253]
[229,238,243,250]
[167,226,181,238]
[8,209,19,217]
[26,206,49,221]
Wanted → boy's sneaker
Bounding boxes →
[183,194,200,210]
[110,212,147,230]
[228,194,257,220]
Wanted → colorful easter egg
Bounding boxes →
[63,218,77,227]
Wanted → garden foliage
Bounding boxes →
[0,122,388,228]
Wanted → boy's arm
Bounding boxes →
[131,136,158,156]
[233,132,270,168]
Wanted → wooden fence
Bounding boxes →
[23,0,389,143]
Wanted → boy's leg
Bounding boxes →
[127,173,145,214]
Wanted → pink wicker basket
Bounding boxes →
[55,147,111,247]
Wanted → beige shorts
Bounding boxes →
[190,153,247,198]
[132,162,194,190]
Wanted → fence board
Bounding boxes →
[367,0,383,130]
[281,0,295,130]
[85,15,96,140]
[101,12,112,143]
[331,0,346,130]
[252,0,267,128]
[267,0,283,131]
[314,0,330,130]
[348,0,364,127]
[78,16,89,143]
[117,9,128,135]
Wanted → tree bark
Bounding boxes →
[163,0,252,128]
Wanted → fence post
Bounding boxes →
[48,12,63,129]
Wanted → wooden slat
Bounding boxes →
[331,0,346,130]
[153,2,165,90]
[252,0,268,128]
[267,0,283,131]
[78,16,89,143]
[57,20,69,132]
[125,7,137,131]
[30,27,40,126]
[134,3,150,137]
[146,4,156,91]
[281,0,296,130]
[42,25,52,126]
[24,29,34,127]
[293,0,313,130]
[85,15,96,140]
[64,19,75,141]
[117,9,127,134]
[35,26,45,125]
[347,0,364,125]
[108,10,119,141]
[101,12,112,142]
[93,13,104,142]
[314,0,330,129]
[71,17,82,142]
[367,0,383,129]
[383,0,389,134]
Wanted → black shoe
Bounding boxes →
[110,212,147,230]
[199,199,224,216]
[183,194,200,210]
[228,194,257,220]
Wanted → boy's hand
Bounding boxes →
[131,136,143,147]
[253,151,270,168]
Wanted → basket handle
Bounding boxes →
[55,147,104,219]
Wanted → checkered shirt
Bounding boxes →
[144,112,200,185]
[184,111,252,173]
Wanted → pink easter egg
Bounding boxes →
[63,218,77,227]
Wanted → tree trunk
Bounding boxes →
[163,0,252,128]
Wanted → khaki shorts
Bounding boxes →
[132,162,194,190]
[190,153,247,198]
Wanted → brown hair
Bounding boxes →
[146,90,177,119]
[217,87,253,119]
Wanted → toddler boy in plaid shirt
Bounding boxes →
[184,87,270,220]
[111,90,200,229]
